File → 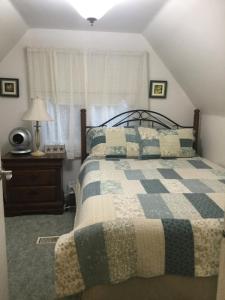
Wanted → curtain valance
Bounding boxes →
[27,47,149,158]
[27,47,149,108]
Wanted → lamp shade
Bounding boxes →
[22,97,53,121]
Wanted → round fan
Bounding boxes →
[8,127,32,154]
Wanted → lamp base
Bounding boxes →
[31,150,46,157]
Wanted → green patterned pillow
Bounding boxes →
[88,127,195,158]
[159,129,181,158]
[88,127,106,156]
[177,128,195,157]
[105,127,127,157]
[124,127,140,157]
[159,128,195,158]
[138,127,160,159]
[89,127,139,158]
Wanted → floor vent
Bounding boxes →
[36,236,60,244]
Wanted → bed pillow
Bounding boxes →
[159,128,195,158]
[138,127,161,159]
[88,127,106,156]
[89,127,140,158]
[177,128,195,157]
[159,129,181,158]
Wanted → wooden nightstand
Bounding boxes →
[1,153,65,216]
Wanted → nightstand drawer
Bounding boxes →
[10,169,57,186]
[8,186,57,203]
[2,152,64,216]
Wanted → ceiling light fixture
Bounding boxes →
[68,0,123,26]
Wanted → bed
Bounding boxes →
[55,109,225,300]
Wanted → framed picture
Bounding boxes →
[0,78,19,97]
[149,80,167,99]
[44,144,65,154]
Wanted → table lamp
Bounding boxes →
[22,97,53,156]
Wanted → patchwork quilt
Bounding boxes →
[55,156,225,298]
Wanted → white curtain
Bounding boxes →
[27,47,149,158]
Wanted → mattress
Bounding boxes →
[55,156,225,298]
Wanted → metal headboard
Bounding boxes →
[81,109,200,162]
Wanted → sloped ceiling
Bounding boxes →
[1,0,224,116]
[143,0,225,115]
[0,0,27,62]
[10,0,165,33]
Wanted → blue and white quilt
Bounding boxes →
[55,156,225,297]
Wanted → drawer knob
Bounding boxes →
[0,169,12,181]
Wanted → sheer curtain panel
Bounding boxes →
[27,47,149,158]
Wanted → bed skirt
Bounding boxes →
[81,275,217,300]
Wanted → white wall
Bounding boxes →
[0,0,27,62]
[0,28,194,189]
[0,36,29,153]
[200,115,225,167]
[143,0,225,116]
[148,44,194,126]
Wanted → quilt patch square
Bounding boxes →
[209,193,225,210]
[162,219,194,276]
[188,160,212,169]
[138,127,161,159]
[101,180,123,194]
[177,129,195,158]
[126,134,138,143]
[113,195,145,218]
[91,135,106,148]
[138,194,173,218]
[124,170,145,180]
[201,179,225,193]
[142,169,164,179]
[114,160,131,170]
[180,179,213,193]
[159,129,181,158]
[140,179,169,193]
[103,219,137,282]
[134,219,165,277]
[82,181,100,202]
[184,193,224,218]
[160,179,190,193]
[74,223,109,288]
[158,168,182,179]
[180,139,193,147]
[161,194,201,219]
[142,139,160,147]
[175,169,218,180]
[79,161,100,184]
[191,219,223,276]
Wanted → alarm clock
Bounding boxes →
[8,127,32,154]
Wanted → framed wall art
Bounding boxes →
[0,78,19,97]
[149,80,167,99]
